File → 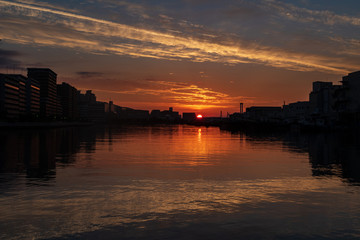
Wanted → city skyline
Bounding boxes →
[1,0,360,116]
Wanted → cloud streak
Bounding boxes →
[76,71,104,78]
[0,0,357,74]
[266,0,360,27]
[81,79,253,110]
[0,48,23,68]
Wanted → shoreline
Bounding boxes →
[0,121,93,129]
[0,119,357,133]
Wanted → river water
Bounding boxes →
[1,125,360,240]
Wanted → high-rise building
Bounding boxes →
[27,68,57,118]
[14,75,27,115]
[0,74,20,119]
[0,74,29,120]
[57,82,79,120]
[26,77,40,117]
[0,74,41,120]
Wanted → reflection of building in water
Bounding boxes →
[0,134,25,173]
[307,132,360,183]
[282,131,360,184]
[79,127,98,153]
[0,130,55,179]
[57,128,78,164]
[24,132,41,175]
[230,129,360,185]
[0,127,100,180]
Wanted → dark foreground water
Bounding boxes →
[1,125,360,240]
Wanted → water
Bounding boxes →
[1,125,360,240]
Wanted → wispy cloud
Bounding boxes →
[76,71,104,78]
[0,0,357,74]
[11,0,79,13]
[0,48,23,69]
[266,0,360,26]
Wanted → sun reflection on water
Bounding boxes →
[1,125,360,239]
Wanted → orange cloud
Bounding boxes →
[0,0,357,73]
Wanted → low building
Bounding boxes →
[283,101,310,123]
[309,81,338,115]
[245,106,282,122]
[87,101,109,122]
[183,112,196,122]
[78,90,110,122]
[117,107,150,120]
[150,107,180,121]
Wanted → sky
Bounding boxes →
[0,0,360,116]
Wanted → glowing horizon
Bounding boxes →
[1,0,359,116]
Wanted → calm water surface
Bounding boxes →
[1,125,360,240]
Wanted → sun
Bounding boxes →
[196,114,203,119]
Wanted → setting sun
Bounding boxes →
[196,114,203,119]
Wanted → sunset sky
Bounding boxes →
[1,0,360,116]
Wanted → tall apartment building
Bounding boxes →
[0,74,20,119]
[57,82,79,120]
[0,74,29,120]
[27,68,57,118]
[26,77,40,117]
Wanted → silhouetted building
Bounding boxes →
[26,77,40,117]
[78,90,93,120]
[150,107,180,121]
[0,74,20,119]
[150,110,161,118]
[27,68,57,118]
[117,107,149,120]
[309,81,338,115]
[78,90,110,122]
[183,112,196,122]
[109,101,115,113]
[0,74,28,120]
[88,101,109,122]
[334,71,360,113]
[57,82,79,120]
[80,90,96,104]
[245,106,282,122]
[15,75,27,116]
[283,101,310,123]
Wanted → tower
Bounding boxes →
[27,68,57,118]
